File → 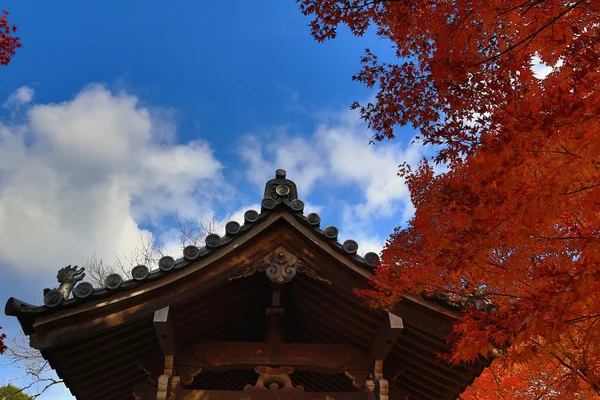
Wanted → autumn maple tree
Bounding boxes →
[300,0,600,397]
[1,10,20,66]
[0,326,6,355]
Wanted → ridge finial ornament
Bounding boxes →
[43,265,85,306]
[264,169,298,201]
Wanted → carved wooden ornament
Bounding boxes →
[132,382,157,400]
[366,360,389,400]
[243,366,304,392]
[229,247,331,284]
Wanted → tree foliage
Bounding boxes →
[0,10,20,66]
[0,384,33,400]
[1,333,63,400]
[299,0,600,397]
[460,359,599,399]
[0,327,6,355]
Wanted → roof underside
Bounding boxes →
[42,272,485,400]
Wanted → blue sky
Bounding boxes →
[0,2,426,398]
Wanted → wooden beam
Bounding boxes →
[181,390,372,400]
[178,342,368,373]
[154,306,178,356]
[368,312,403,366]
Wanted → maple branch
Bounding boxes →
[485,209,517,235]
[563,183,600,195]
[485,260,506,270]
[559,144,581,158]
[530,339,600,395]
[335,0,401,11]
[3,377,64,400]
[486,292,520,299]
[489,365,506,400]
[581,315,599,373]
[521,0,549,16]
[538,235,597,240]
[477,0,586,66]
[563,314,600,325]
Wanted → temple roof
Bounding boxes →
[4,169,489,400]
[6,170,388,330]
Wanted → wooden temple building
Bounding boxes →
[5,170,488,400]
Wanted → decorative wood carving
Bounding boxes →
[182,342,367,373]
[157,374,170,400]
[137,359,200,399]
[156,354,185,400]
[374,378,389,400]
[179,367,202,385]
[229,247,331,284]
[164,355,174,376]
[344,370,368,390]
[132,382,158,400]
[243,366,304,392]
[296,261,332,284]
[157,355,174,400]
[266,249,296,283]
[169,376,182,399]
[366,360,389,400]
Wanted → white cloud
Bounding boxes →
[315,110,423,217]
[3,86,35,109]
[0,84,226,278]
[239,133,327,197]
[238,107,428,249]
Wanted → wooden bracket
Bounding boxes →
[154,307,187,399]
[368,312,403,366]
[154,306,178,357]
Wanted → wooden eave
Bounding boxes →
[6,182,489,400]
